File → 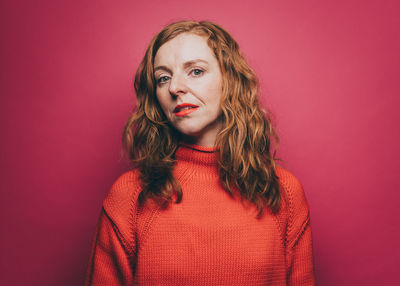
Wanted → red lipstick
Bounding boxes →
[173,103,199,117]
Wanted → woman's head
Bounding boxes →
[124,20,280,216]
[134,20,262,147]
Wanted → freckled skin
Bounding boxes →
[154,33,223,147]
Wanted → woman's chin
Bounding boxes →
[173,124,203,137]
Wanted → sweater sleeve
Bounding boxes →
[277,168,315,285]
[85,170,140,286]
[84,208,134,285]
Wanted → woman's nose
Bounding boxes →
[168,73,187,97]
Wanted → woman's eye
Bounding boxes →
[191,69,204,76]
[157,76,170,84]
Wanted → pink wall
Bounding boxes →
[1,0,399,284]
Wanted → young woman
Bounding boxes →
[85,20,315,285]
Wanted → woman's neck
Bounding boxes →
[179,129,220,148]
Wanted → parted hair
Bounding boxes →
[123,20,281,217]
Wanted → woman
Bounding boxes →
[85,20,315,285]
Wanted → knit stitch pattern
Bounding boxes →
[85,144,315,285]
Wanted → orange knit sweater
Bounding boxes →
[85,144,315,285]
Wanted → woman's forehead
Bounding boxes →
[154,33,215,67]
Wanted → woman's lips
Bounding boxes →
[173,103,199,117]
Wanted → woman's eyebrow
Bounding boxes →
[154,65,172,74]
[154,59,209,74]
[183,59,209,68]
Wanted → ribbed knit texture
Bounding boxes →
[85,144,315,285]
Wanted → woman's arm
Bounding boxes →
[85,208,135,285]
[85,170,140,286]
[286,213,315,285]
[277,168,315,285]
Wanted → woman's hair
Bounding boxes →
[123,20,280,217]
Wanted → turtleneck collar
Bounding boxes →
[175,142,219,166]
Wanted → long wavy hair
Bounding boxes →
[123,20,280,217]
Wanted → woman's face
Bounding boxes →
[154,33,223,147]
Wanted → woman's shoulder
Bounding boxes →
[102,168,142,223]
[104,169,141,203]
[275,166,310,217]
[275,166,303,194]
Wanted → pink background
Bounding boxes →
[1,0,399,285]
